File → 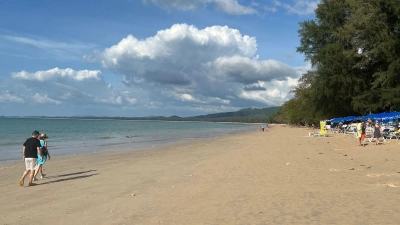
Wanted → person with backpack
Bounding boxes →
[34,133,51,180]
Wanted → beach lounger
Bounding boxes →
[384,133,400,140]
[367,136,386,143]
[344,131,356,137]
[311,132,327,137]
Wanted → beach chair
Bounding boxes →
[311,132,327,137]
[344,131,356,137]
[367,136,386,143]
[384,132,400,140]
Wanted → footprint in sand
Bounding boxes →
[377,182,400,188]
[367,173,391,177]
[329,168,339,172]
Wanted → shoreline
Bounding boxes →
[3,125,400,224]
[0,119,256,163]
[0,126,259,166]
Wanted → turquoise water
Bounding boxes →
[0,118,253,162]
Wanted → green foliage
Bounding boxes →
[191,107,280,122]
[276,0,400,124]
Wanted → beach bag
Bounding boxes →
[40,140,48,156]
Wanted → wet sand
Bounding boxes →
[1,125,400,225]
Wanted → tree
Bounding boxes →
[279,0,400,124]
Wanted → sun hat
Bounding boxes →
[40,133,49,139]
[32,130,40,135]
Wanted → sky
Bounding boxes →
[0,0,319,117]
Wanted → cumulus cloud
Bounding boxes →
[33,93,62,105]
[90,24,302,110]
[6,24,307,116]
[10,68,138,108]
[0,91,24,103]
[143,0,258,15]
[206,56,298,84]
[273,0,319,15]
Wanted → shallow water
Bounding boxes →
[0,118,254,162]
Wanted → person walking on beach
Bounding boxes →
[34,133,50,180]
[20,130,43,187]
[261,125,265,132]
[266,124,269,132]
[373,121,381,145]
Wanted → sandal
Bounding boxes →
[19,179,24,187]
[28,183,37,186]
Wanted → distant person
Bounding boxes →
[311,124,315,132]
[356,122,362,146]
[360,122,366,146]
[368,118,373,127]
[258,126,261,132]
[20,130,43,187]
[34,133,50,180]
[266,124,269,132]
[261,125,265,132]
[373,121,381,145]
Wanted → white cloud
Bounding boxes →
[143,0,258,15]
[273,0,319,15]
[177,93,197,102]
[1,35,95,50]
[0,35,95,60]
[125,96,137,105]
[10,68,139,108]
[12,68,102,82]
[91,24,303,109]
[33,93,61,105]
[0,91,24,103]
[206,56,298,84]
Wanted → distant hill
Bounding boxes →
[8,107,280,123]
[186,107,280,123]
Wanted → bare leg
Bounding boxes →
[34,165,41,179]
[29,170,35,185]
[20,170,30,186]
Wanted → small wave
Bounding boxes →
[95,136,115,140]
[125,134,143,138]
[99,142,129,147]
[1,142,22,146]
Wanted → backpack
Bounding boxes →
[40,140,48,156]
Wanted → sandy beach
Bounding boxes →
[2,125,400,225]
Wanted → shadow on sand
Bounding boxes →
[38,170,98,185]
[45,170,97,179]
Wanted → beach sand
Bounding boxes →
[1,125,400,225]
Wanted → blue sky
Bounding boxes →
[0,0,318,116]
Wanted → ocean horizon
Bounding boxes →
[0,118,254,164]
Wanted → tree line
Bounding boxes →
[270,0,400,125]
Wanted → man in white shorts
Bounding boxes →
[19,130,43,187]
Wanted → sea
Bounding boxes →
[0,118,255,163]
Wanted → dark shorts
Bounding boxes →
[262,128,265,131]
